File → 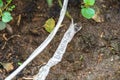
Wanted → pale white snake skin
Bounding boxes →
[34,20,82,80]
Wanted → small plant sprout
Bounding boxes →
[2,11,13,23]
[81,0,95,19]
[0,0,15,30]
[17,62,22,66]
[84,0,95,6]
[47,0,53,7]
[79,55,84,61]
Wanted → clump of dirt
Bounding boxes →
[0,0,120,80]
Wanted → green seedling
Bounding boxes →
[79,55,84,61]
[81,7,95,19]
[81,0,95,19]
[0,21,6,30]
[0,0,15,30]
[84,0,95,6]
[2,11,13,23]
[46,0,95,19]
[17,62,22,66]
[47,0,53,7]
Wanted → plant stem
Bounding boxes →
[2,0,12,11]
[0,9,2,17]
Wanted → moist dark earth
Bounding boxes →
[0,0,120,80]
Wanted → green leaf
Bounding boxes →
[6,0,11,3]
[0,0,3,7]
[17,62,22,66]
[2,11,13,23]
[7,5,15,11]
[47,0,53,7]
[44,18,55,33]
[84,0,95,6]
[0,21,6,30]
[81,8,95,19]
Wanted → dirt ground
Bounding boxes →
[0,0,120,80]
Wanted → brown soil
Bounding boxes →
[0,0,120,80]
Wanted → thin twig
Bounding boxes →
[1,35,21,50]
[2,0,12,11]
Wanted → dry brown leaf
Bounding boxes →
[92,6,104,22]
[0,62,14,72]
